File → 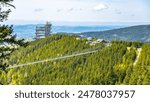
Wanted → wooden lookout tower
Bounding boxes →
[35,22,52,39]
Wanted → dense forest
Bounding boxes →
[0,34,149,85]
[80,25,150,42]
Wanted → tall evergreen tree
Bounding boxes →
[0,0,28,71]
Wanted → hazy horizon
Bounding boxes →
[4,0,150,26]
[4,20,150,26]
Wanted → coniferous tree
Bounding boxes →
[0,0,28,71]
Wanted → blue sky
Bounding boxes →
[5,0,150,25]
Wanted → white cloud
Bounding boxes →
[7,0,150,23]
[115,9,122,15]
[93,3,108,11]
[57,9,63,12]
[34,8,44,12]
[68,8,74,12]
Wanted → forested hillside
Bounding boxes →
[80,25,150,42]
[0,34,149,85]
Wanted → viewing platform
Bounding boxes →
[35,22,52,39]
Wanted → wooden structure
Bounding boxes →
[35,22,52,39]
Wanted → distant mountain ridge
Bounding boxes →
[80,25,150,42]
[13,25,122,39]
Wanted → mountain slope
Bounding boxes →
[80,25,150,42]
[0,35,149,85]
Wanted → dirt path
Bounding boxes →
[133,48,142,66]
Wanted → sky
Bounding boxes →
[4,0,150,25]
